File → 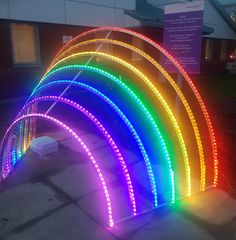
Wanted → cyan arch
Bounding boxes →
[29,79,159,206]
[43,51,192,197]
[50,27,217,188]
[0,27,218,228]
[52,38,205,191]
[34,64,175,203]
[17,95,137,215]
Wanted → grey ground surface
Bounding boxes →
[0,129,236,240]
[1,71,236,240]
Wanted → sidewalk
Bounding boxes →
[0,130,236,240]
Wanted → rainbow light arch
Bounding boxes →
[0,27,218,227]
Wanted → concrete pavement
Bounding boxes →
[0,130,236,240]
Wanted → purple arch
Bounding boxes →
[0,113,114,227]
[17,95,137,216]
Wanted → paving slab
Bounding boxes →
[181,189,236,225]
[77,188,111,225]
[130,161,151,193]
[49,163,101,199]
[122,149,140,165]
[6,205,116,240]
[77,185,135,225]
[1,127,235,240]
[129,161,154,208]
[89,145,140,169]
[92,145,121,169]
[0,182,65,237]
[61,133,108,153]
[0,146,84,190]
[77,166,155,226]
[40,129,87,142]
[130,211,215,240]
[49,161,117,199]
[57,134,140,181]
[111,209,155,238]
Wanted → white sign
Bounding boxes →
[165,0,204,14]
[163,0,204,73]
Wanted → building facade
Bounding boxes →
[0,0,235,100]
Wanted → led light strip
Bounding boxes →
[2,137,13,177]
[28,105,34,149]
[36,64,175,203]
[0,27,219,229]
[52,38,205,191]
[52,27,217,187]
[18,95,137,215]
[17,123,24,159]
[30,80,159,206]
[11,150,17,166]
[43,52,191,197]
[0,113,114,227]
[23,108,31,152]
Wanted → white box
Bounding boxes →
[30,136,58,157]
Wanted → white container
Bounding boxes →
[30,136,58,157]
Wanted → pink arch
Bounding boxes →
[49,27,218,187]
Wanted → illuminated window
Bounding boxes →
[11,23,40,65]
[204,38,213,61]
[220,40,227,60]
[132,37,143,62]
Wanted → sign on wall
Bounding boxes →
[163,1,204,73]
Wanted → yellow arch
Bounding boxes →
[49,27,217,188]
[43,51,192,197]
[49,38,206,191]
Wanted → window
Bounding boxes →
[132,37,143,62]
[220,40,227,60]
[204,39,213,61]
[11,23,40,66]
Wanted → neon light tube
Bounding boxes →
[18,95,137,215]
[52,27,217,187]
[43,52,191,197]
[36,64,175,203]
[0,113,114,227]
[52,38,205,191]
[30,80,159,206]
